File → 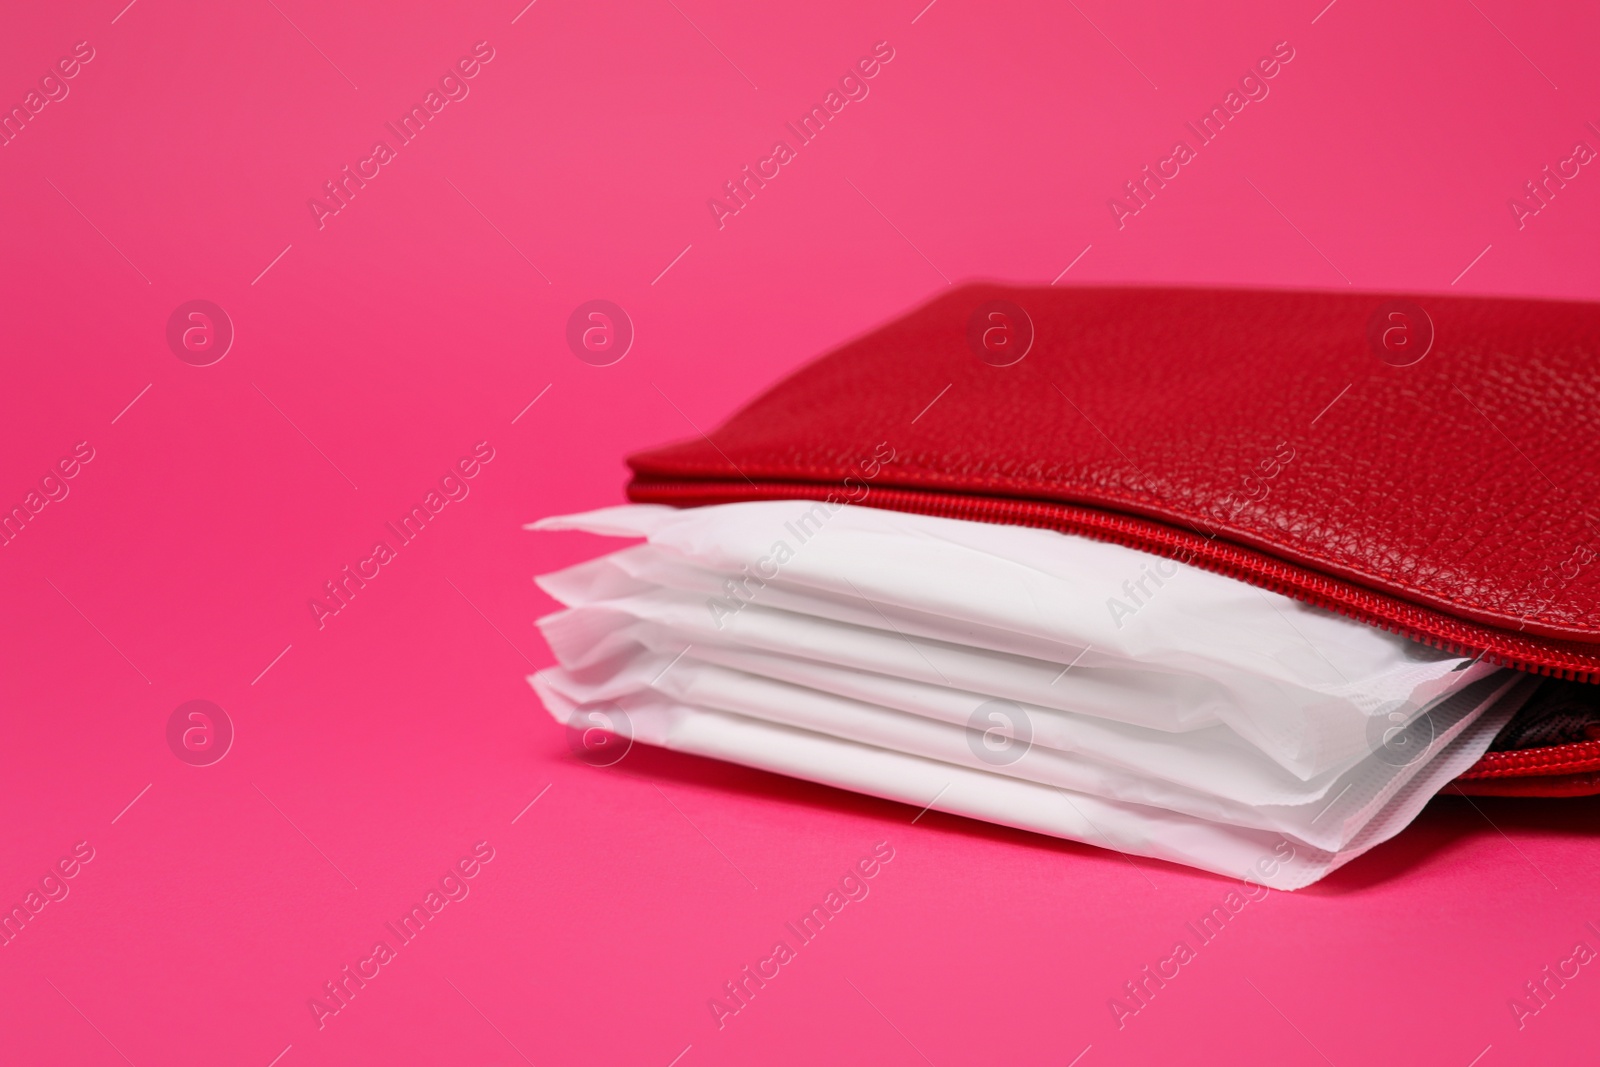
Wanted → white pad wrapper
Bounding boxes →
[527,502,1530,889]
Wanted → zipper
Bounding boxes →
[1457,740,1600,780]
[628,478,1600,683]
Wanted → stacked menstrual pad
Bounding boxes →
[529,501,1533,889]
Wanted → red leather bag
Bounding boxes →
[627,284,1600,795]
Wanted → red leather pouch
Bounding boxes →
[627,284,1600,795]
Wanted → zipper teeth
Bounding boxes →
[1457,741,1600,780]
[628,479,1600,682]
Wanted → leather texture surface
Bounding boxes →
[630,284,1600,649]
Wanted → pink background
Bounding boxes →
[3,0,1599,1063]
